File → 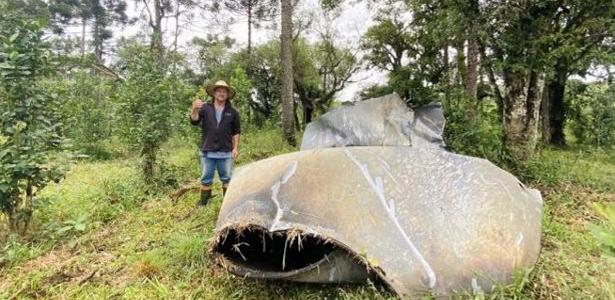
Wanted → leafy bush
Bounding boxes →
[567,82,615,147]
[115,44,184,184]
[443,93,503,163]
[0,18,69,233]
[0,235,45,267]
[56,213,88,237]
[229,66,253,128]
[40,71,119,159]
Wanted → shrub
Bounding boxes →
[567,82,615,147]
[0,18,69,233]
[115,43,184,184]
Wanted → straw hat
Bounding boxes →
[206,80,235,99]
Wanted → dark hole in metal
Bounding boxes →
[217,228,337,272]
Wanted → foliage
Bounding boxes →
[115,43,181,184]
[229,66,253,127]
[39,71,119,158]
[0,235,48,267]
[0,17,68,232]
[55,213,88,240]
[191,34,236,83]
[242,42,282,122]
[48,0,129,60]
[567,82,615,147]
[361,6,445,105]
[588,202,615,262]
[442,92,503,163]
[293,36,359,125]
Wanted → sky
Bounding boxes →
[60,0,387,101]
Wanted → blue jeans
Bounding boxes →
[200,150,233,186]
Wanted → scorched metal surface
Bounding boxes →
[211,94,542,298]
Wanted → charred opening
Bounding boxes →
[215,227,338,272]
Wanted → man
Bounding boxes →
[190,80,241,206]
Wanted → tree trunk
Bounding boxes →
[143,149,157,184]
[293,99,300,131]
[442,44,452,104]
[502,69,542,161]
[465,0,480,101]
[247,4,253,55]
[151,0,164,61]
[455,43,467,87]
[172,0,180,71]
[280,0,295,146]
[81,17,87,58]
[294,80,313,128]
[173,0,180,52]
[93,16,103,62]
[466,36,479,101]
[541,65,567,146]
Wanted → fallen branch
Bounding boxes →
[170,180,200,203]
[78,269,98,285]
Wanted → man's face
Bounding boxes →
[214,87,229,102]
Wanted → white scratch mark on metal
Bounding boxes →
[270,181,283,228]
[329,266,337,282]
[344,148,437,288]
[270,161,299,230]
[516,232,524,247]
[378,157,402,187]
[281,161,298,184]
[471,277,482,295]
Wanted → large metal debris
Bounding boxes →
[300,94,445,150]
[211,94,542,298]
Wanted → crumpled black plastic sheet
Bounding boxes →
[211,93,542,298]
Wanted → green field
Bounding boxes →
[1,129,614,299]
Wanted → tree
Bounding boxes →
[0,16,68,233]
[229,66,254,126]
[567,81,615,146]
[49,0,129,61]
[221,0,278,54]
[406,0,614,159]
[115,44,178,183]
[293,37,359,126]
[191,34,236,81]
[140,0,169,60]
[361,8,446,105]
[539,0,615,145]
[280,0,295,145]
[91,0,129,61]
[239,42,281,123]
[409,0,483,107]
[480,1,550,160]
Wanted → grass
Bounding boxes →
[0,128,614,299]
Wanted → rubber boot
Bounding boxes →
[198,188,212,206]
